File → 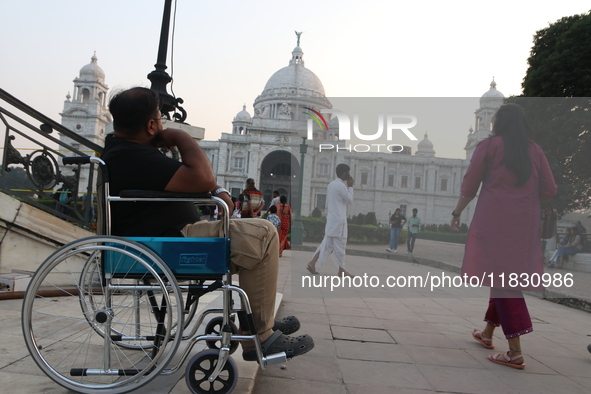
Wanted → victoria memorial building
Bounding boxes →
[59,40,504,227]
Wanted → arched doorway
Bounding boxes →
[260,150,299,209]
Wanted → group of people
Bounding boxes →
[306,103,566,370]
[102,87,586,371]
[386,208,422,254]
[234,181,293,257]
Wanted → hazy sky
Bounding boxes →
[2,1,589,159]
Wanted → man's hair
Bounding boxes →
[412,208,418,212]
[269,205,277,214]
[335,163,350,177]
[273,190,279,195]
[246,178,255,185]
[109,87,160,136]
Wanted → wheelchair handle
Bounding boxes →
[63,156,108,183]
[63,156,106,166]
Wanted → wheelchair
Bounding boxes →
[21,156,286,394]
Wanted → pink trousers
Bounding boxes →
[484,288,533,339]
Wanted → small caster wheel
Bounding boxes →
[205,316,239,354]
[185,350,238,394]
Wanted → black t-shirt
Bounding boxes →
[101,134,199,237]
[390,214,406,228]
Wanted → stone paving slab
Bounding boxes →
[253,243,591,394]
[8,237,588,394]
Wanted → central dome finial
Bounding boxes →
[295,30,303,46]
[290,31,305,66]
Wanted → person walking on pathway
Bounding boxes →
[406,208,421,254]
[276,195,292,257]
[306,163,355,277]
[386,208,406,253]
[451,103,557,369]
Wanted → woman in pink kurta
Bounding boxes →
[451,104,557,369]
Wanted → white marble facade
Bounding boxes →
[200,40,503,225]
[62,42,503,226]
[60,53,111,190]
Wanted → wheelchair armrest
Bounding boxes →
[119,190,212,199]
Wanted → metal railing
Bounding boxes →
[0,88,103,230]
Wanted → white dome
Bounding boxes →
[252,39,332,127]
[416,133,435,157]
[233,105,252,123]
[79,53,105,81]
[261,46,325,97]
[480,79,504,108]
[263,64,325,97]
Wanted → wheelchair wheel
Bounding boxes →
[22,236,184,394]
[185,350,238,394]
[205,316,239,354]
[78,255,195,349]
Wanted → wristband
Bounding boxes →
[451,210,461,218]
[213,188,229,196]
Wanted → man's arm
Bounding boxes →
[252,202,264,216]
[211,184,232,213]
[153,128,216,193]
[337,177,354,205]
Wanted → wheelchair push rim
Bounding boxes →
[21,236,184,394]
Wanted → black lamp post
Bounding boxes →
[147,0,186,122]
[291,132,308,246]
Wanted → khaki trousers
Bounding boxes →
[182,218,278,342]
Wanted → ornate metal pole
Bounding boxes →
[290,137,307,245]
[147,0,186,122]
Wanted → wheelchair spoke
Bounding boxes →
[22,236,183,394]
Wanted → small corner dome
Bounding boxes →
[416,133,435,156]
[480,78,504,107]
[234,105,252,123]
[80,53,105,81]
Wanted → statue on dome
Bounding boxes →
[295,31,303,46]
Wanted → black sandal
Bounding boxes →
[242,331,314,361]
[272,316,300,335]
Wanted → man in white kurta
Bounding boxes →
[306,163,354,276]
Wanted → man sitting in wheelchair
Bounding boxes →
[102,87,314,361]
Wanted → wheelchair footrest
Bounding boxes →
[111,335,156,342]
[70,368,140,376]
[262,352,287,368]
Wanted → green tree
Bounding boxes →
[311,207,322,218]
[365,212,377,226]
[518,12,591,214]
[354,213,365,225]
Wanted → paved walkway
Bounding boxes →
[253,240,591,394]
[1,239,590,393]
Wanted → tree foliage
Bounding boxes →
[348,212,377,226]
[518,12,591,214]
[311,207,323,218]
[0,166,37,197]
